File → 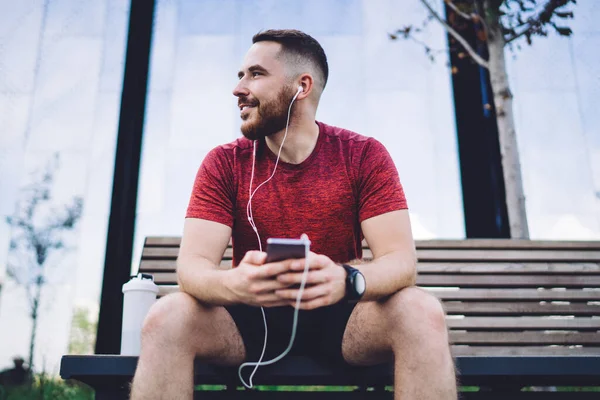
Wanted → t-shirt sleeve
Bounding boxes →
[358,138,408,223]
[185,147,235,227]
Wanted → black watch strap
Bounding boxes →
[342,264,365,302]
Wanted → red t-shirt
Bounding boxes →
[186,121,408,266]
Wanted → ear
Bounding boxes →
[296,74,315,100]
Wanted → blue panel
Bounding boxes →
[178,0,236,35]
[572,34,600,148]
[0,1,44,93]
[300,0,362,35]
[98,0,131,92]
[235,0,302,38]
[44,0,106,37]
[235,0,361,36]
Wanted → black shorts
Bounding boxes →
[225,301,357,368]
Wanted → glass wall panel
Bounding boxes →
[0,0,129,372]
[134,0,465,268]
[506,1,600,239]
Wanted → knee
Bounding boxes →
[141,292,203,346]
[383,286,448,338]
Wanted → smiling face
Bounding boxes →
[233,41,297,140]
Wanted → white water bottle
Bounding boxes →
[121,273,159,355]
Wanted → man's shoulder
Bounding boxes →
[207,136,253,160]
[318,121,380,149]
[218,136,253,153]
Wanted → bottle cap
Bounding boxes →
[122,273,159,294]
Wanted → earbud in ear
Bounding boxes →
[297,86,303,93]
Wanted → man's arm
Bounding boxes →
[354,209,417,301]
[176,218,237,304]
[274,209,416,308]
[177,218,296,306]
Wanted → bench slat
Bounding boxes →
[139,260,600,275]
[417,274,600,288]
[449,331,600,345]
[451,346,600,356]
[417,263,600,274]
[416,249,600,262]
[416,240,600,250]
[154,284,600,302]
[144,236,600,250]
[443,302,600,316]
[446,317,600,330]
[431,289,600,301]
[141,246,600,263]
[147,272,600,291]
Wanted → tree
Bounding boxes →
[68,305,98,355]
[391,0,576,238]
[5,154,83,371]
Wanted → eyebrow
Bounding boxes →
[238,64,269,79]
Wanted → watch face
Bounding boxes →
[354,273,366,295]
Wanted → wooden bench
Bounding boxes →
[61,238,600,399]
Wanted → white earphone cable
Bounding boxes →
[240,86,308,389]
[245,86,302,239]
[237,245,310,388]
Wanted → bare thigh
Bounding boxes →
[142,292,246,366]
[341,299,394,366]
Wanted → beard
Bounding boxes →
[239,85,296,141]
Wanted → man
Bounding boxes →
[131,29,457,399]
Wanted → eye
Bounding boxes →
[252,72,261,77]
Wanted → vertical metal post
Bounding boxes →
[95,0,156,354]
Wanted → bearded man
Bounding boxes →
[131,29,457,400]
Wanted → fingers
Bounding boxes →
[241,250,267,266]
[249,278,293,294]
[290,296,332,310]
[277,270,327,286]
[241,251,293,279]
[255,293,293,308]
[276,283,329,302]
[253,260,293,279]
[288,254,330,271]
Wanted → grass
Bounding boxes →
[0,374,93,400]
[194,385,600,392]
[2,378,598,398]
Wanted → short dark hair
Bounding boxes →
[252,29,329,90]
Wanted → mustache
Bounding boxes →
[237,97,259,107]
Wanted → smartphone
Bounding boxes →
[265,237,310,263]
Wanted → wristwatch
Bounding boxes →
[341,264,366,302]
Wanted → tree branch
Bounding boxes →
[420,0,490,69]
[505,0,574,44]
[445,0,490,36]
[444,0,473,20]
[506,23,536,43]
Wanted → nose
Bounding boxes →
[233,80,249,98]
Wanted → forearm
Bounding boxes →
[176,256,237,305]
[352,250,417,301]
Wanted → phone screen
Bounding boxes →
[265,238,309,263]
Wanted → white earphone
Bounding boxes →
[240,84,310,389]
[246,84,304,240]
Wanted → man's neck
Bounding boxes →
[265,118,319,164]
